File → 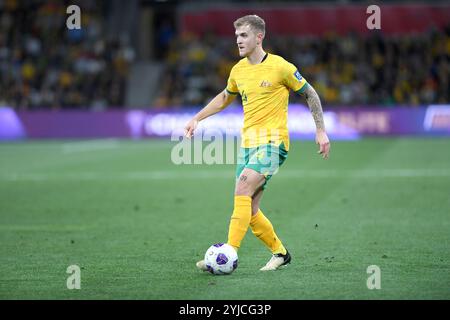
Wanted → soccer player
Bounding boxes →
[184,15,330,271]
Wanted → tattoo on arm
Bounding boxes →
[304,85,325,131]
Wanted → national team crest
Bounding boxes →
[294,70,303,81]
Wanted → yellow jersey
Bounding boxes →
[226,53,308,151]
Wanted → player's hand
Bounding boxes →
[184,118,198,139]
[316,129,330,159]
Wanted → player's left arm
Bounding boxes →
[301,84,330,159]
[283,62,330,158]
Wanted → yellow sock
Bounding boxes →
[227,195,252,251]
[250,209,287,255]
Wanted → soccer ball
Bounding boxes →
[204,243,238,275]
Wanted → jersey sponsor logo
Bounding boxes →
[294,70,303,82]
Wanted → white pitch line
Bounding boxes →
[1,169,450,182]
[61,139,120,154]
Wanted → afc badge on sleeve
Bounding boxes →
[294,70,303,82]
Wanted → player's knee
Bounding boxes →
[235,180,253,197]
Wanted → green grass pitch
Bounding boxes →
[0,137,449,299]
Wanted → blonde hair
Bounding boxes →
[233,15,265,36]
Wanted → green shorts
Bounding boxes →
[235,142,288,189]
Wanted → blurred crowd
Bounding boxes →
[154,31,237,108]
[0,0,134,110]
[0,0,448,109]
[155,27,450,108]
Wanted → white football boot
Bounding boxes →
[260,251,291,271]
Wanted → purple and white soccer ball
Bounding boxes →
[204,243,238,275]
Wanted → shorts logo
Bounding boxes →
[256,150,265,160]
[294,70,303,82]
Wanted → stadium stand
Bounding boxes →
[0,1,448,109]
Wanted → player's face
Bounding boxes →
[235,25,260,57]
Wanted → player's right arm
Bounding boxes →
[184,89,236,139]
